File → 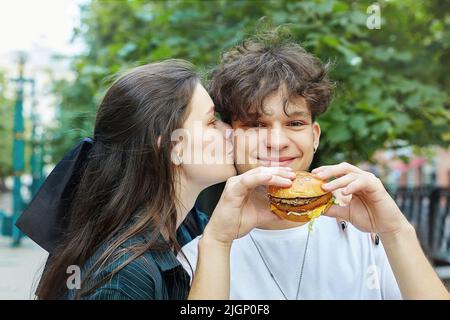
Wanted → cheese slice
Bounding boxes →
[306,199,334,231]
[271,199,334,231]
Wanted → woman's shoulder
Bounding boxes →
[74,231,168,299]
[82,248,162,300]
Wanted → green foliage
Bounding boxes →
[50,0,450,165]
[0,71,13,178]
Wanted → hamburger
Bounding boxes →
[267,171,334,223]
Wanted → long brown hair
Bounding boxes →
[37,60,199,299]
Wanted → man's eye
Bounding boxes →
[241,121,266,128]
[288,121,305,127]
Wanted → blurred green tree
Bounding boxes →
[0,70,13,191]
[49,0,450,166]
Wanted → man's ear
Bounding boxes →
[312,121,321,150]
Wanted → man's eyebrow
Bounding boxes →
[285,110,311,118]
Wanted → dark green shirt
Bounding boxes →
[66,206,208,300]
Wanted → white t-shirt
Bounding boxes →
[178,216,402,300]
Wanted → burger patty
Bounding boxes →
[268,195,320,206]
[269,193,333,213]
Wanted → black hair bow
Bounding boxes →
[16,137,94,253]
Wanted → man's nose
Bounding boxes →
[265,127,290,151]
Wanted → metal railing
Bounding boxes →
[392,186,450,265]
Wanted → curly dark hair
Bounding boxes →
[209,31,334,123]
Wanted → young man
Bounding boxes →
[180,34,449,300]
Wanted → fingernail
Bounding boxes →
[322,182,330,189]
[341,221,347,231]
[311,168,321,173]
[375,234,380,246]
[316,171,326,179]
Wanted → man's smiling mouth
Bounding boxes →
[257,156,298,166]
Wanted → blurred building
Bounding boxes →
[362,146,450,190]
[436,148,450,187]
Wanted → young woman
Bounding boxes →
[35,59,294,299]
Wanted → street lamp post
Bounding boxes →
[10,53,34,247]
[29,80,44,198]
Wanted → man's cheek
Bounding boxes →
[233,138,258,166]
[234,147,256,166]
[297,154,315,172]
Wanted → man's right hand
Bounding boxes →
[203,166,295,247]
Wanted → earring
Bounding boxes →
[172,152,183,165]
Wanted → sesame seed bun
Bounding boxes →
[267,171,328,198]
[267,171,332,223]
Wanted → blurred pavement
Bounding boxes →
[0,236,48,300]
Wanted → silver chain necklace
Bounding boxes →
[249,227,311,300]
